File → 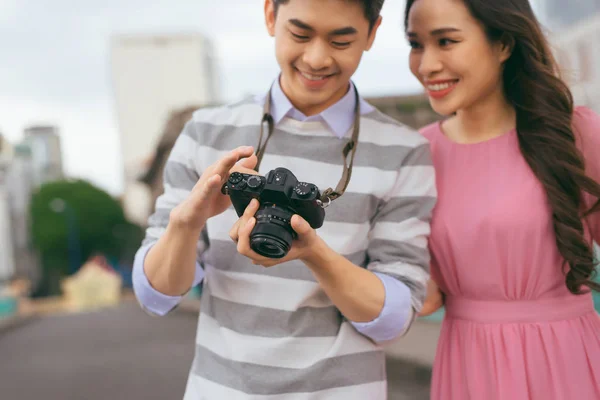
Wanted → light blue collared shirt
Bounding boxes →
[263,77,374,138]
[132,77,414,343]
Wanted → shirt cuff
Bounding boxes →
[132,243,205,316]
[350,272,414,343]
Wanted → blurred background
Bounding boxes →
[0,1,599,399]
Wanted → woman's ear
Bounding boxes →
[498,33,515,63]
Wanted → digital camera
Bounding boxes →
[222,167,325,259]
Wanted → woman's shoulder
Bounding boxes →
[418,120,443,142]
[572,106,600,181]
[573,106,600,128]
[572,106,600,149]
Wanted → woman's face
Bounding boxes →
[406,0,510,116]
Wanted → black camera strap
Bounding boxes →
[254,84,361,207]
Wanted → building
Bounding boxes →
[22,125,64,188]
[138,105,200,209]
[540,0,600,112]
[110,33,219,226]
[0,135,15,283]
[5,144,39,287]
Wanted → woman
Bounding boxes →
[405,0,600,398]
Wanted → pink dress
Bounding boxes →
[421,106,600,400]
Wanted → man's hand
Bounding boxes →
[228,199,323,267]
[418,279,444,316]
[169,146,257,233]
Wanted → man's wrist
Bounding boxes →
[301,238,337,270]
[166,216,205,242]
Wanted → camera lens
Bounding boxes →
[250,204,297,259]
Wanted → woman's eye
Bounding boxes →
[408,41,422,49]
[439,38,457,47]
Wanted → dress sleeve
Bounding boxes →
[573,106,600,243]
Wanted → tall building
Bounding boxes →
[110,33,219,226]
[22,125,64,188]
[540,0,600,112]
[0,136,15,283]
[5,144,39,287]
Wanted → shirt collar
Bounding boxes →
[257,75,373,139]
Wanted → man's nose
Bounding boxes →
[302,40,333,71]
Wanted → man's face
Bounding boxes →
[265,0,381,116]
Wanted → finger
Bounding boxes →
[214,146,254,178]
[230,153,259,176]
[236,216,256,254]
[229,220,241,243]
[242,198,260,219]
[230,164,259,176]
[290,215,312,236]
[237,153,258,170]
[190,173,223,206]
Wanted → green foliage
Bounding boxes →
[29,179,141,296]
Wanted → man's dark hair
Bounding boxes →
[272,0,384,31]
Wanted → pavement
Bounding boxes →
[0,299,439,400]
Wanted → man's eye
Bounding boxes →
[291,33,309,40]
[332,41,351,47]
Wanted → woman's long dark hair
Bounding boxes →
[405,0,600,294]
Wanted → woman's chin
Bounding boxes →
[430,101,458,117]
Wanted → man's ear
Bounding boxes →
[265,0,276,37]
[366,16,382,51]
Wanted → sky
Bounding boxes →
[0,0,543,196]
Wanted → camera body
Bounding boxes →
[222,167,325,258]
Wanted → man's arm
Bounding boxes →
[132,243,205,316]
[132,120,207,315]
[233,142,436,342]
[302,142,436,341]
[358,141,436,338]
[132,118,257,315]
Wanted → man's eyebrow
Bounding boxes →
[331,27,357,36]
[288,19,358,36]
[289,19,314,31]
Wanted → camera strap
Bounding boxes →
[254,84,360,207]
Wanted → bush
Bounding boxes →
[29,179,141,297]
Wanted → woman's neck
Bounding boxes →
[448,87,516,144]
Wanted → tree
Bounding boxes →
[29,179,140,297]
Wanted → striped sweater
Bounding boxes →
[140,96,436,399]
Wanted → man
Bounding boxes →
[132,0,436,398]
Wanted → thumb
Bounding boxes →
[238,153,258,170]
[291,215,312,236]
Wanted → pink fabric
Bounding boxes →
[420,106,600,400]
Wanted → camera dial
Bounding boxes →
[247,175,263,189]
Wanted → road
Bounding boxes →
[0,301,431,399]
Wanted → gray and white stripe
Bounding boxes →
[140,99,435,399]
